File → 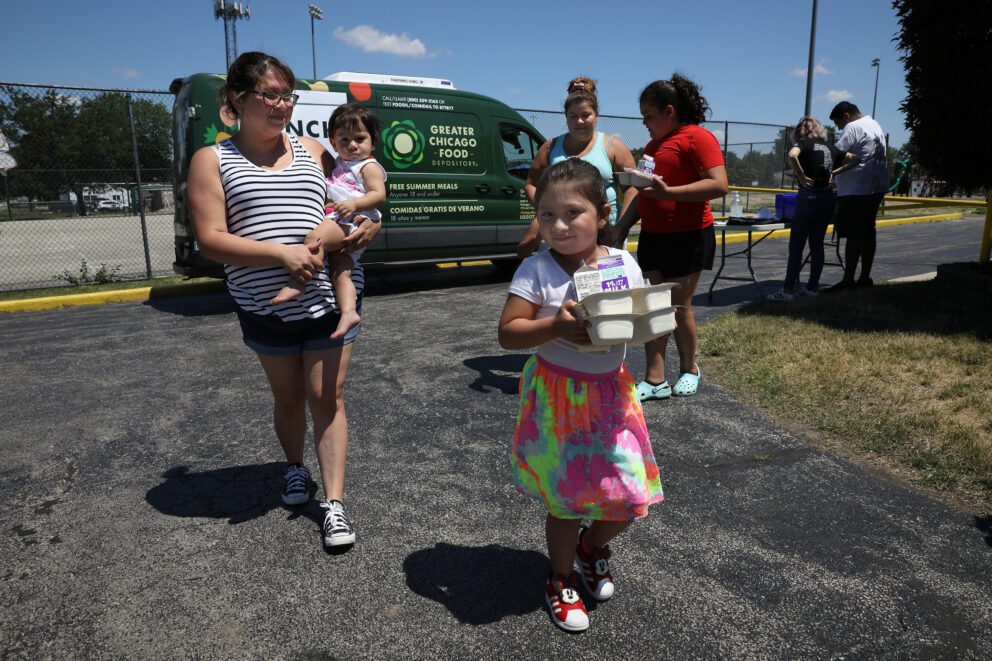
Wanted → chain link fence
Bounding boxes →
[0,83,175,291]
[519,109,793,215]
[0,82,794,292]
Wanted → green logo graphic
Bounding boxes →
[382,120,425,169]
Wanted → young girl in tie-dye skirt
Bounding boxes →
[497,159,664,633]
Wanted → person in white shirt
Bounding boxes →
[827,101,889,290]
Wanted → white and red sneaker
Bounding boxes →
[575,525,615,601]
[545,574,589,632]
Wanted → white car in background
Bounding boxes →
[96,200,126,212]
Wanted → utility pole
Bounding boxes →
[214,0,251,71]
[309,4,324,80]
[871,58,881,117]
[804,0,818,117]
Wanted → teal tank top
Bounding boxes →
[548,132,619,224]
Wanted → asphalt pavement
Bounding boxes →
[1,216,990,659]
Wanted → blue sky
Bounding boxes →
[2,0,911,146]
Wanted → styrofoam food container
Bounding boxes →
[585,313,638,345]
[575,289,635,317]
[616,168,656,189]
[632,283,676,314]
[630,306,677,344]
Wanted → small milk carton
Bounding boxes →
[572,254,632,300]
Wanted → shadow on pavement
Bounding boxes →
[142,264,513,317]
[694,280,782,308]
[146,463,320,526]
[403,543,547,625]
[463,354,529,395]
[146,292,235,317]
[976,515,992,548]
[364,263,513,298]
[735,280,992,340]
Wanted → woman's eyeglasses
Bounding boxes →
[247,90,300,107]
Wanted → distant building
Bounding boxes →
[58,184,173,212]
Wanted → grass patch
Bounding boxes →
[0,276,220,301]
[699,279,992,512]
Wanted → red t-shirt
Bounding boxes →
[637,124,724,233]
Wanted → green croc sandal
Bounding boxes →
[636,380,671,402]
[672,365,701,397]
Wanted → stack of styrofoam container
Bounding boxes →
[615,168,656,188]
[574,283,677,347]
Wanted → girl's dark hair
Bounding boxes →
[639,73,709,125]
[329,104,380,146]
[535,158,611,245]
[564,76,598,114]
[219,51,296,119]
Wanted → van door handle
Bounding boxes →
[475,184,490,194]
[501,186,517,195]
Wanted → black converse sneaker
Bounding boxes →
[281,464,311,506]
[321,500,356,547]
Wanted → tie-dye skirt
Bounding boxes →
[512,355,664,521]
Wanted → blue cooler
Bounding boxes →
[775,193,798,222]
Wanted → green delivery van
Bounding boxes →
[169,72,546,276]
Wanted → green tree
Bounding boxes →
[74,93,172,179]
[0,87,172,203]
[0,87,81,200]
[894,0,992,189]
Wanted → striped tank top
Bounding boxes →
[214,134,363,321]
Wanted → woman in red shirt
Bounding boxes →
[615,75,728,400]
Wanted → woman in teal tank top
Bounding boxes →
[518,77,638,257]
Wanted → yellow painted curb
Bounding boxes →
[0,280,225,313]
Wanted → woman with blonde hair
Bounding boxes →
[769,116,851,300]
[517,77,637,257]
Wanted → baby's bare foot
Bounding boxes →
[271,282,305,305]
[330,310,361,340]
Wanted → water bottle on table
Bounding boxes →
[729,190,743,219]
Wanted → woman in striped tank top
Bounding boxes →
[187,52,380,549]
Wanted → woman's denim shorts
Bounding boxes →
[235,291,362,356]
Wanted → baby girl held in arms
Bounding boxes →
[271,104,387,340]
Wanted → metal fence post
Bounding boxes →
[780,129,788,188]
[981,192,991,262]
[721,121,729,213]
[745,143,753,211]
[2,175,11,222]
[126,93,152,279]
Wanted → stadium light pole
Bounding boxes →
[309,4,324,80]
[803,0,818,117]
[871,58,881,117]
[214,1,250,71]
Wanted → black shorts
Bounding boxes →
[834,194,884,239]
[636,226,716,279]
[235,290,363,356]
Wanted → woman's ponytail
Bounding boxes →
[639,73,709,125]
